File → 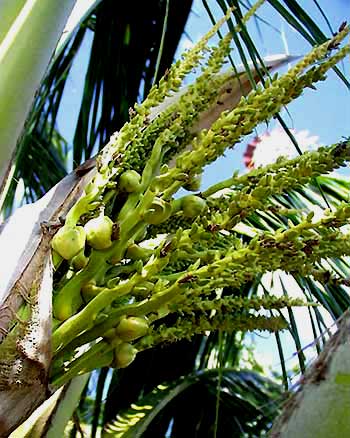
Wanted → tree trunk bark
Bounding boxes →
[270,312,350,437]
[0,162,95,436]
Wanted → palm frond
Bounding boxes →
[266,0,350,87]
[72,0,193,166]
[234,175,350,387]
[103,369,282,438]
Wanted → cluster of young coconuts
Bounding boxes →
[51,168,207,367]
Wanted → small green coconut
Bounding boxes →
[51,226,86,260]
[84,215,114,250]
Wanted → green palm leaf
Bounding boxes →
[72,0,192,165]
[233,175,350,387]
[103,369,282,438]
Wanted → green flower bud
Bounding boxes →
[84,181,95,194]
[115,317,149,341]
[84,215,114,250]
[143,197,172,225]
[113,342,138,368]
[119,170,142,192]
[133,281,154,298]
[71,249,89,270]
[103,329,123,348]
[251,187,269,199]
[51,226,86,260]
[126,243,152,260]
[181,195,207,218]
[183,174,202,192]
[103,328,117,340]
[283,229,299,241]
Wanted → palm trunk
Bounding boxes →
[270,312,350,437]
[0,162,95,436]
[0,0,77,201]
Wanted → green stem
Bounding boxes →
[152,0,169,86]
[51,341,113,388]
[54,280,183,355]
[202,173,239,197]
[65,186,100,227]
[53,276,137,354]
[119,188,154,235]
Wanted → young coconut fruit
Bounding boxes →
[51,225,86,260]
[84,215,114,250]
[143,197,172,225]
[115,316,149,341]
[113,342,138,368]
[181,195,207,218]
[119,169,142,193]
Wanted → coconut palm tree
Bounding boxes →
[0,1,349,437]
